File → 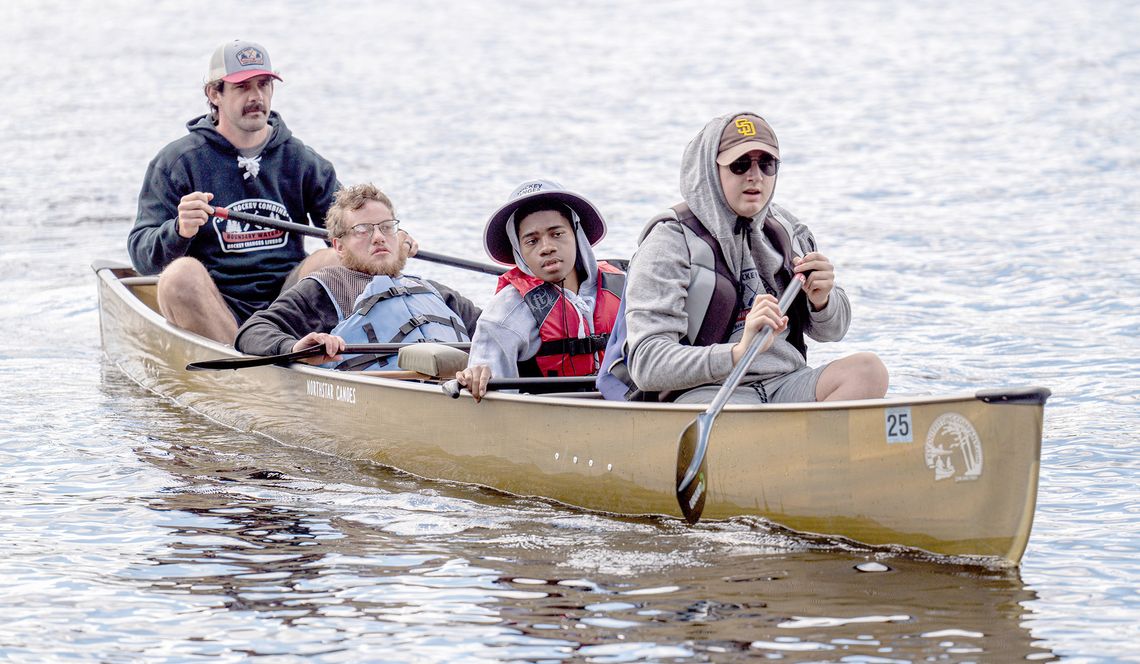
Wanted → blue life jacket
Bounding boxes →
[319,274,470,371]
[597,203,810,401]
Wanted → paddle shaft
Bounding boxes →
[187,341,472,371]
[442,376,597,397]
[213,206,506,276]
[709,276,804,418]
[676,273,806,494]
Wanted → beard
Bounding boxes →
[340,245,408,277]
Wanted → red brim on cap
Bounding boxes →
[221,69,282,83]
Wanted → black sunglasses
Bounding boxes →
[727,153,780,176]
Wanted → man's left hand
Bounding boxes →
[793,252,835,311]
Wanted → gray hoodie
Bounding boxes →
[624,112,851,393]
[466,210,602,379]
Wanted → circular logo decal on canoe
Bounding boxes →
[924,413,983,482]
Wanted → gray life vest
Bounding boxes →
[314,274,470,371]
[597,203,812,401]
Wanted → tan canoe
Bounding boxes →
[94,261,1048,564]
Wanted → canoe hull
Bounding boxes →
[95,263,1045,563]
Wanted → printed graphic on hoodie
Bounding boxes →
[211,198,290,253]
[732,266,775,336]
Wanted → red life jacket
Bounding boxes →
[496,261,625,377]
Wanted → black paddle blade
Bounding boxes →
[676,414,710,524]
[186,345,325,371]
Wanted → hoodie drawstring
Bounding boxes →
[734,215,755,304]
[733,215,753,236]
[237,155,262,180]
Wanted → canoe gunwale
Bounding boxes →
[92,262,1049,412]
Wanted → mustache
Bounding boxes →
[242,102,266,114]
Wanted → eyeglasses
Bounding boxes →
[344,220,400,238]
[727,154,779,176]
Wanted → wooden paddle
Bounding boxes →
[213,207,506,276]
[441,376,598,397]
[187,342,472,371]
[675,273,806,524]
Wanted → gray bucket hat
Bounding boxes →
[483,179,606,265]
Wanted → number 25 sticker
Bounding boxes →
[885,407,913,444]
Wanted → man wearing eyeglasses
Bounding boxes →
[234,184,479,371]
[129,40,355,345]
[604,112,888,404]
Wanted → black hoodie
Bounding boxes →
[129,112,339,323]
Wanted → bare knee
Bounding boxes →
[157,258,215,309]
[850,351,889,398]
[297,248,340,278]
[155,258,237,344]
[279,249,341,293]
[818,352,889,401]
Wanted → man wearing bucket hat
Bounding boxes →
[599,112,888,404]
[128,40,349,344]
[454,179,625,401]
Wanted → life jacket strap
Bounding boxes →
[334,351,397,372]
[334,313,466,372]
[536,333,610,358]
[356,285,435,316]
[392,314,467,342]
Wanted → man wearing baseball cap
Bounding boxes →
[128,40,344,344]
[454,179,625,401]
[602,112,888,404]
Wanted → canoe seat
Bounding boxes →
[397,343,470,378]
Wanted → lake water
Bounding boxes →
[2,0,1138,661]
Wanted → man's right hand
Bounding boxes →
[292,332,346,365]
[455,364,493,402]
[730,294,788,366]
[176,192,215,238]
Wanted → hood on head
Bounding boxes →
[484,179,606,276]
[503,205,600,287]
[679,111,779,273]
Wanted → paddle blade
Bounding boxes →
[675,415,710,524]
[186,345,324,371]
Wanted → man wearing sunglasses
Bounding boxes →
[602,112,888,404]
[234,184,479,371]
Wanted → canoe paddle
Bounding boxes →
[675,273,806,524]
[441,376,598,397]
[213,207,506,276]
[187,342,472,371]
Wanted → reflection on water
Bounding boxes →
[114,380,1053,661]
